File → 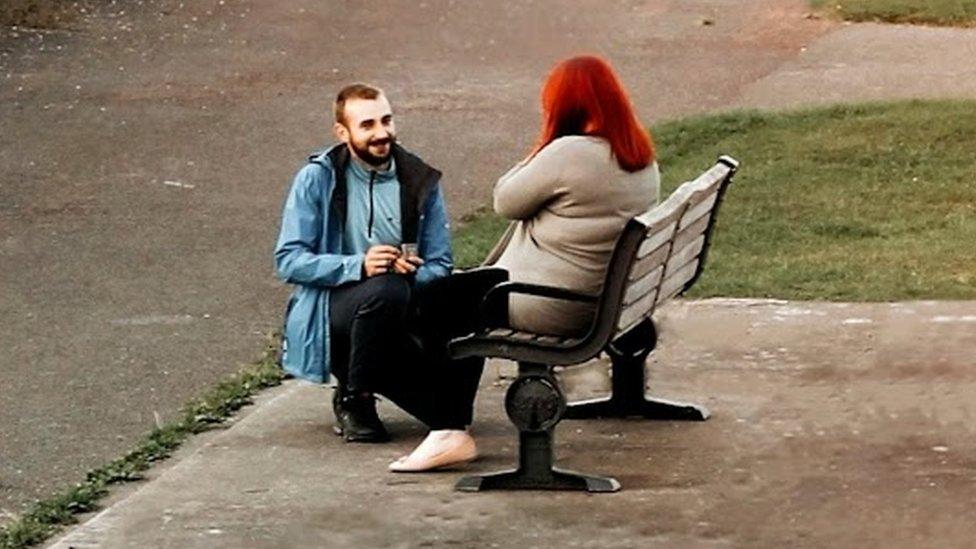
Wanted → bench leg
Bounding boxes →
[455,432,619,492]
[456,363,620,493]
[564,319,710,421]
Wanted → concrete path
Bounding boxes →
[49,300,976,548]
[735,22,976,109]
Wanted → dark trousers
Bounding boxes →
[329,269,507,430]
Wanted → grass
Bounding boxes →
[0,335,285,549]
[0,0,85,29]
[454,100,976,301]
[811,0,976,27]
[453,207,511,267]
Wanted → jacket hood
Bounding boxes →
[307,143,344,167]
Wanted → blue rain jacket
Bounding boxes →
[274,143,453,382]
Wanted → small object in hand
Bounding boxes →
[401,243,418,259]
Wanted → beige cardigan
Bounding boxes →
[492,136,660,336]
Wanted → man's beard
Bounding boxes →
[349,135,396,167]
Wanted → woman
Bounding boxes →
[493,54,660,336]
[389,55,658,472]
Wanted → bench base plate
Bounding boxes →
[564,396,710,421]
[455,467,620,493]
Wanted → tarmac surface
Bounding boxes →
[1,0,976,535]
[49,300,976,548]
[734,22,976,110]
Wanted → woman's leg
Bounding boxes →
[373,338,469,430]
[384,269,509,471]
[414,267,509,346]
[411,268,508,427]
[373,268,507,430]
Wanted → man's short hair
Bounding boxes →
[334,83,385,125]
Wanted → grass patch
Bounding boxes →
[0,335,285,549]
[454,100,976,301]
[453,207,510,268]
[811,0,976,27]
[0,0,84,29]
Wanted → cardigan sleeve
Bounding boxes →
[492,138,574,220]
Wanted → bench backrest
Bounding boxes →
[595,156,739,344]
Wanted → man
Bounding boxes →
[275,84,496,457]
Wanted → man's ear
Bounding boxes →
[333,122,349,143]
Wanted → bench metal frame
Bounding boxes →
[449,156,739,492]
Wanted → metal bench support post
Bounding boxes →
[455,362,620,493]
[564,320,710,421]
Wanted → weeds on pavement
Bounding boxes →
[0,335,285,549]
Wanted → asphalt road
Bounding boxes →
[3,0,973,519]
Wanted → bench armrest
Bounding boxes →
[479,282,598,328]
[484,282,598,304]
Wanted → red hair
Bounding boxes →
[533,55,654,172]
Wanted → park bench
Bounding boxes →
[447,155,739,492]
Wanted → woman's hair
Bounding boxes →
[533,55,654,172]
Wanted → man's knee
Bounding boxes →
[358,274,411,316]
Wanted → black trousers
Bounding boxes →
[329,269,508,430]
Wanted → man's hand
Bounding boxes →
[392,254,424,275]
[363,245,400,277]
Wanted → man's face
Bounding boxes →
[334,95,397,167]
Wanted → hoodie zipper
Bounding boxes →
[367,170,376,238]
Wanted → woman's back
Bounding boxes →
[493,135,659,336]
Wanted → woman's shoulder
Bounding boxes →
[643,160,661,178]
[629,160,661,188]
[545,135,609,151]
[538,136,611,166]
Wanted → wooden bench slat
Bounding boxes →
[634,190,688,233]
[636,221,676,259]
[616,286,657,334]
[616,313,650,338]
[629,243,669,282]
[623,265,664,307]
[475,328,578,350]
[679,190,719,230]
[673,213,710,252]
[692,163,732,193]
[665,234,706,277]
[657,259,699,304]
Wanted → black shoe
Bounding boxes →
[332,390,390,443]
